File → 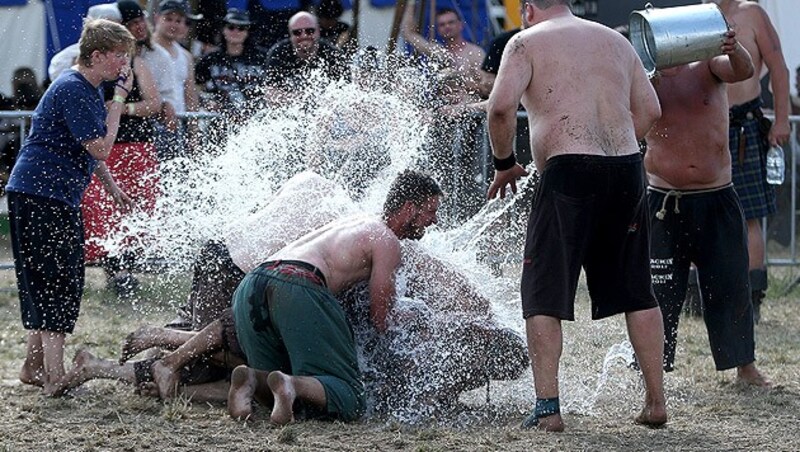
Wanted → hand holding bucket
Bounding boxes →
[629,3,730,77]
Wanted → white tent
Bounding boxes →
[0,1,46,97]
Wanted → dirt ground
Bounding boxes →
[0,264,798,451]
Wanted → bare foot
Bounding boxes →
[151,360,180,399]
[228,365,257,420]
[635,405,668,428]
[19,363,45,388]
[267,371,296,426]
[136,381,161,398]
[47,349,97,397]
[120,325,162,364]
[736,364,773,388]
[537,414,565,432]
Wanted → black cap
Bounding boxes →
[117,0,144,24]
[224,8,251,26]
[157,0,202,20]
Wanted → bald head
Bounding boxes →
[288,11,321,59]
[288,12,319,30]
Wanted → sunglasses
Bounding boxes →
[291,27,316,37]
[226,24,249,31]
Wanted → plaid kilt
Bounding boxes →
[729,99,776,219]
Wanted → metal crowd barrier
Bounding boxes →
[473,112,800,268]
[1,110,800,267]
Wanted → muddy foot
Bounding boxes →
[120,325,162,364]
[736,364,773,388]
[267,371,296,426]
[151,360,180,400]
[19,364,45,388]
[228,365,257,420]
[47,349,95,397]
[634,406,668,428]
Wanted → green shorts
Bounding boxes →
[232,262,365,421]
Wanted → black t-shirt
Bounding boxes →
[195,46,269,110]
[481,28,521,75]
[264,38,348,88]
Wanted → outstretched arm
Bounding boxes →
[368,235,402,333]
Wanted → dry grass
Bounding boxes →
[0,264,798,451]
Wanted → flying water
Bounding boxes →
[93,56,647,424]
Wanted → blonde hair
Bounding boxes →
[78,18,135,66]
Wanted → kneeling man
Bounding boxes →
[229,170,443,424]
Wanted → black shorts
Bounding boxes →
[648,185,755,371]
[8,192,85,334]
[521,153,658,320]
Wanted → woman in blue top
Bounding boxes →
[5,19,136,396]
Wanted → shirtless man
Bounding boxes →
[401,3,485,94]
[486,0,666,431]
[707,0,791,321]
[645,31,771,386]
[227,170,442,425]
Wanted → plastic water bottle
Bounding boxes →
[766,145,785,185]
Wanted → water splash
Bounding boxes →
[88,57,649,425]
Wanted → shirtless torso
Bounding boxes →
[270,215,400,296]
[487,8,659,171]
[645,59,742,189]
[712,0,790,144]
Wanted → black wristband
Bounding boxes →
[115,84,129,94]
[493,154,517,171]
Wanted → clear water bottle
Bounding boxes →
[766,145,785,185]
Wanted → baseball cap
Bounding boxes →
[116,0,145,24]
[157,0,202,20]
[224,8,251,26]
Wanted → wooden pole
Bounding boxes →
[351,0,360,49]
[387,0,408,53]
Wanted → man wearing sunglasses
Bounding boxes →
[263,11,348,97]
[195,8,268,116]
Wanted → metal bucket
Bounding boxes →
[629,3,729,77]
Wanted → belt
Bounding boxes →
[729,97,765,165]
[261,260,328,288]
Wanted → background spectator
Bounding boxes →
[316,0,352,50]
[263,11,347,98]
[195,8,268,119]
[401,2,485,95]
[82,0,164,297]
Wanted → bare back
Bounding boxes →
[508,15,658,168]
[268,215,401,295]
[645,63,732,189]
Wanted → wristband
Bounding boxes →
[115,84,130,94]
[493,153,517,171]
[112,94,126,104]
[127,103,135,115]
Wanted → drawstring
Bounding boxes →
[655,190,681,220]
[650,184,733,220]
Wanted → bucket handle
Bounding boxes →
[644,2,654,10]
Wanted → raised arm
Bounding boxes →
[83,68,134,161]
[709,30,754,84]
[400,2,451,65]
